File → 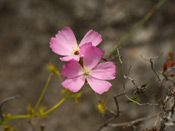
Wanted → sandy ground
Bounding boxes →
[0,0,175,131]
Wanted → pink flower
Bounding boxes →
[61,43,116,94]
[50,26,102,61]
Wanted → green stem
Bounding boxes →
[3,115,31,122]
[40,95,69,116]
[34,73,53,112]
[1,92,72,124]
[105,0,167,58]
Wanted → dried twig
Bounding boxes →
[105,0,167,58]
[159,94,175,131]
[108,113,160,128]
[0,95,20,121]
[98,49,160,131]
[97,93,124,131]
[140,55,162,85]
[113,93,125,117]
[125,94,158,106]
[117,49,158,106]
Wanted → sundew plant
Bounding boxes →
[0,0,175,131]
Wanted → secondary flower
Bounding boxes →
[50,26,102,61]
[61,43,116,94]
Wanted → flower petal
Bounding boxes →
[79,42,92,56]
[61,60,82,78]
[87,76,112,94]
[79,30,102,47]
[83,45,104,68]
[50,26,77,56]
[62,76,85,92]
[60,55,80,62]
[91,62,116,80]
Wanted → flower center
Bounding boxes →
[74,51,79,55]
[82,67,93,78]
[72,44,80,55]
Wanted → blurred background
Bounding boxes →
[0,0,175,131]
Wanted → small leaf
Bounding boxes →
[126,97,139,104]
[169,74,174,77]
[163,64,168,71]
[141,82,148,88]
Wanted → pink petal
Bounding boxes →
[87,76,112,94]
[79,42,92,56]
[50,26,77,56]
[83,45,104,68]
[60,55,80,61]
[50,38,72,56]
[91,62,116,80]
[62,76,85,92]
[79,30,102,47]
[61,60,82,78]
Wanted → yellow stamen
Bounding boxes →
[82,66,93,78]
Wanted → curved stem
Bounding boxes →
[34,73,53,112]
[105,0,167,58]
[2,95,69,124]
[4,115,31,121]
[1,91,73,124]
[40,95,69,116]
